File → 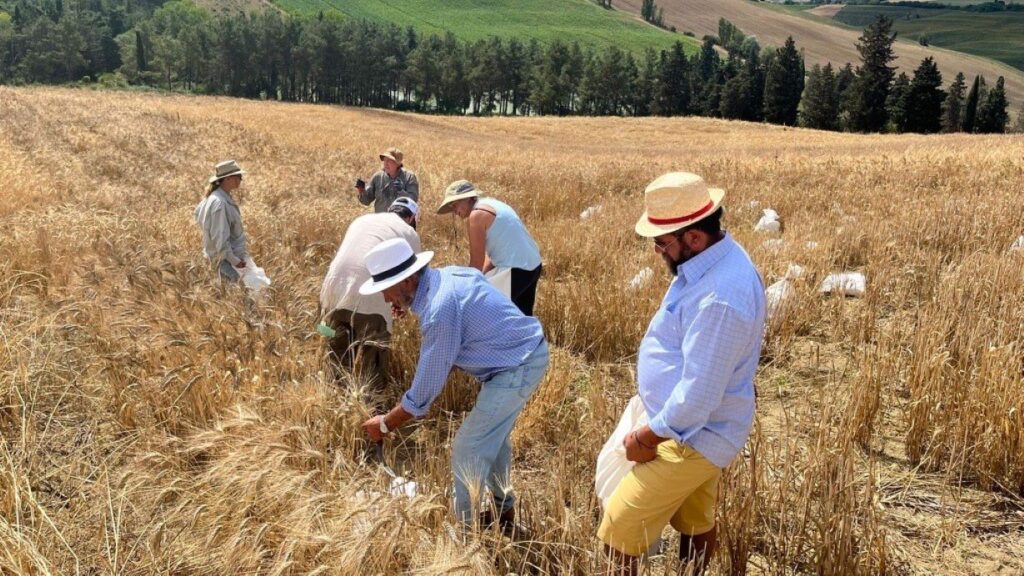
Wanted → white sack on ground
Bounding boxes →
[1010,236,1024,252]
[820,272,866,298]
[595,395,649,509]
[754,209,781,233]
[784,263,806,280]
[766,279,796,322]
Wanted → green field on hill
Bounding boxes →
[829,5,1024,71]
[269,0,698,54]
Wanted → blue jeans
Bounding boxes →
[218,259,240,282]
[452,339,549,525]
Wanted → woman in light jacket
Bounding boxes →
[194,160,248,283]
[437,180,543,316]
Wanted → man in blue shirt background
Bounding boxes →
[598,172,766,575]
[358,238,549,533]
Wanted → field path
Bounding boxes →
[613,0,1024,103]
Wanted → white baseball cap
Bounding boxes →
[389,196,420,217]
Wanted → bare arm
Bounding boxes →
[467,208,495,272]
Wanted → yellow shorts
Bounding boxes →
[598,442,721,557]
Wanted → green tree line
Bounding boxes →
[0,1,1012,132]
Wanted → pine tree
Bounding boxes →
[905,56,944,133]
[763,36,804,126]
[886,72,911,133]
[847,15,897,132]
[656,41,690,115]
[800,63,839,130]
[962,75,981,133]
[942,72,966,133]
[976,76,1009,133]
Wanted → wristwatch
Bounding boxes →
[379,415,390,435]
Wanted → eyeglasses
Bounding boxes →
[653,235,679,253]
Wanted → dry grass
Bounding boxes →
[1,86,1023,575]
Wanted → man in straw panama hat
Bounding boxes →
[598,172,766,575]
[355,147,420,213]
[358,237,549,534]
[194,160,249,284]
[318,198,421,389]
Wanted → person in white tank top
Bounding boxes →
[436,180,543,316]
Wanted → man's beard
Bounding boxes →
[662,246,694,276]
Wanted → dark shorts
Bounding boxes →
[510,264,542,316]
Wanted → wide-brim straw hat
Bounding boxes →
[379,147,404,164]
[634,172,725,238]
[209,159,246,184]
[437,180,481,214]
[359,238,434,295]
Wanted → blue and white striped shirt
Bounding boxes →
[639,233,766,468]
[402,266,545,417]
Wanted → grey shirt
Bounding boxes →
[359,167,419,213]
[194,188,247,266]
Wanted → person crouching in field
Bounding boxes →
[194,160,249,284]
[355,147,420,213]
[359,238,549,533]
[319,198,421,388]
[599,173,766,576]
[436,180,543,316]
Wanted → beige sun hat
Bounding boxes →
[379,147,404,164]
[209,160,245,184]
[634,172,725,238]
[436,180,482,214]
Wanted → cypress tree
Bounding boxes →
[847,15,897,132]
[800,63,839,130]
[886,72,911,133]
[135,29,146,72]
[962,75,981,133]
[763,36,803,126]
[942,72,966,133]
[976,76,1009,133]
[905,57,944,134]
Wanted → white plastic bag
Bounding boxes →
[580,205,603,220]
[628,267,654,290]
[240,256,271,295]
[1010,235,1024,252]
[595,395,649,509]
[485,266,512,299]
[820,272,866,298]
[754,209,781,233]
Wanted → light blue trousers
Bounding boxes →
[452,339,549,525]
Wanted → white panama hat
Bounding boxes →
[359,238,434,295]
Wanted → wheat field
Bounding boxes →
[1,86,1022,575]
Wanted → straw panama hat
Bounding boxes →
[209,160,245,184]
[634,172,726,238]
[379,147,404,164]
[436,180,481,214]
[359,238,434,295]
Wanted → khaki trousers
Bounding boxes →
[324,308,390,388]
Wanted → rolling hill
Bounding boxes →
[612,0,1024,103]
[261,0,700,54]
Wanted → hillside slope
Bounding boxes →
[266,0,699,54]
[613,0,1024,103]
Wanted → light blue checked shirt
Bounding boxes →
[639,233,766,468]
[402,266,545,417]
